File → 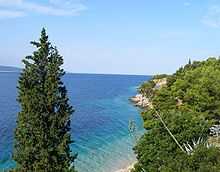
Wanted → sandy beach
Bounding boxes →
[115,162,135,172]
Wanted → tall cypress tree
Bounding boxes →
[12,28,76,172]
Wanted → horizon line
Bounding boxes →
[0,65,158,76]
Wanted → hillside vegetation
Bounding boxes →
[133,58,220,172]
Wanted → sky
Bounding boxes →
[0,0,220,75]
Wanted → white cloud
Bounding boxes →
[0,0,87,18]
[202,5,220,28]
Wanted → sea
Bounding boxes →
[0,72,150,172]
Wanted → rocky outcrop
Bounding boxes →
[130,94,153,108]
[153,78,167,90]
[130,78,167,109]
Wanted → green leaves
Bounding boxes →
[133,58,220,172]
[13,29,76,172]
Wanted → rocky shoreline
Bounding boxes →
[130,94,152,108]
[130,77,167,109]
[122,78,168,172]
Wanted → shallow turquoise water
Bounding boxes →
[0,73,149,172]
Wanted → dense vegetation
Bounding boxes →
[12,29,76,172]
[133,58,220,172]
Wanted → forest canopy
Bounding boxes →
[133,57,220,172]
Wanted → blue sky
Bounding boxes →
[0,0,220,75]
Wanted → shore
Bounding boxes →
[0,71,19,73]
[130,77,167,108]
[130,93,152,108]
[115,162,135,172]
[116,78,167,172]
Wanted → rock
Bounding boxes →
[130,94,152,108]
[130,78,168,109]
[153,78,167,90]
[176,98,183,106]
[130,94,143,103]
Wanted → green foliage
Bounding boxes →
[12,28,76,172]
[153,74,169,80]
[138,80,155,97]
[133,58,220,171]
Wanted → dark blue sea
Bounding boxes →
[0,72,149,172]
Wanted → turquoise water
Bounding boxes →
[0,72,149,172]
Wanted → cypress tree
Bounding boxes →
[188,58,192,65]
[12,28,76,172]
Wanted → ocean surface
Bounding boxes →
[0,72,150,172]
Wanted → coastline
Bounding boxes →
[115,162,135,172]
[0,71,19,73]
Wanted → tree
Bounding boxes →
[188,58,191,65]
[133,58,220,172]
[12,28,76,172]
